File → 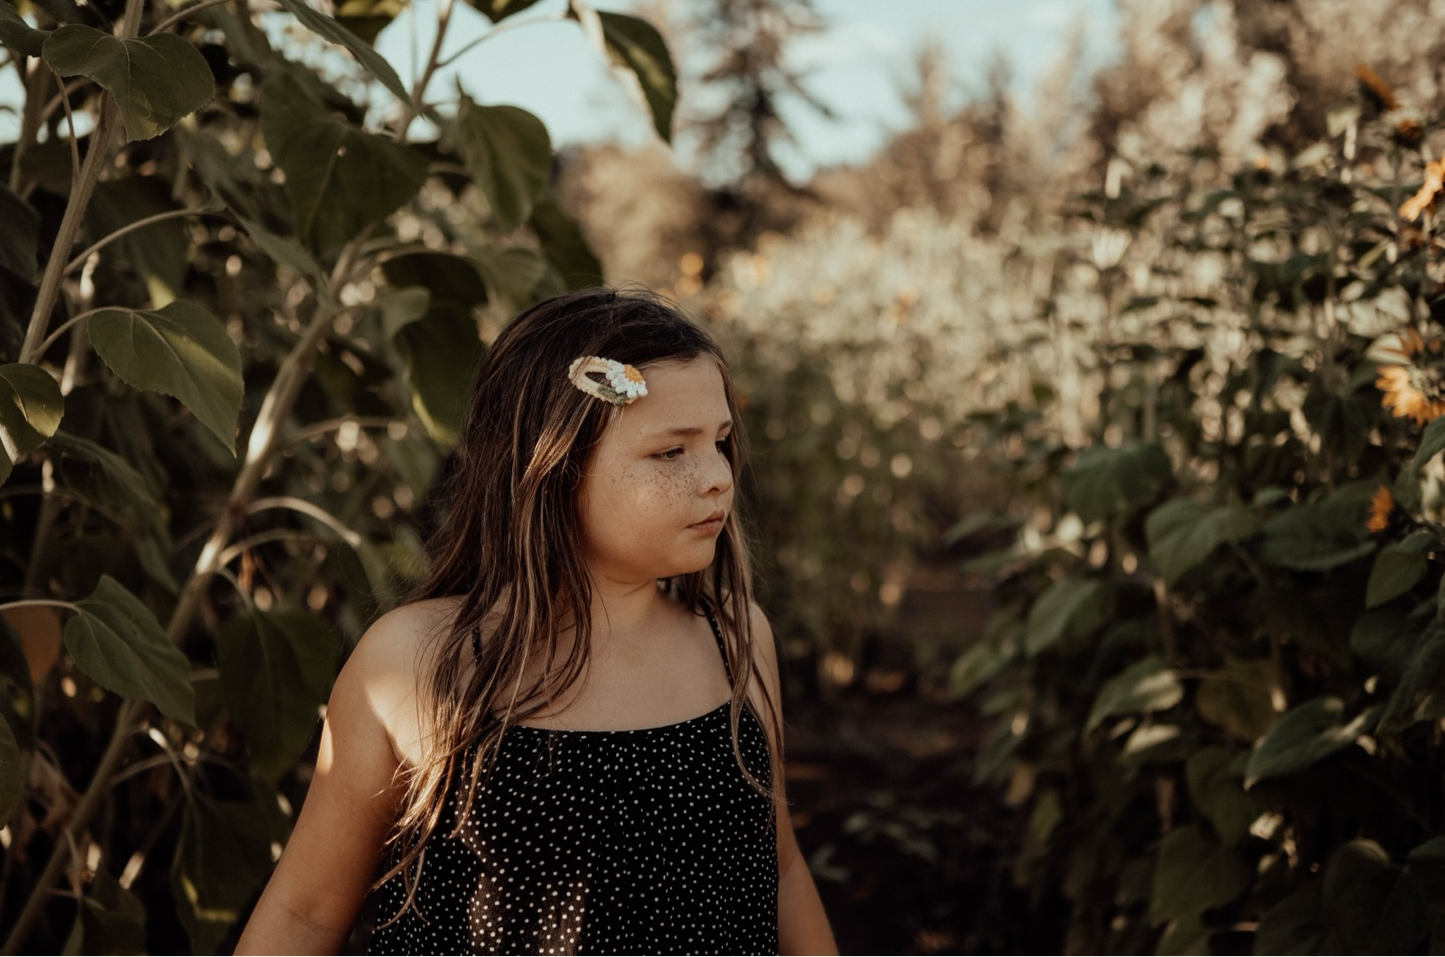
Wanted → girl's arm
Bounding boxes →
[750,603,839,956]
[235,608,429,955]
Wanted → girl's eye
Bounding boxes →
[656,447,684,460]
[716,440,729,454]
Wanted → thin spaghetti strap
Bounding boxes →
[700,600,733,684]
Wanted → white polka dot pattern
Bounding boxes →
[369,618,779,955]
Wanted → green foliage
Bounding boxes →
[954,87,1445,954]
[87,302,243,452]
[42,26,213,142]
[0,0,649,949]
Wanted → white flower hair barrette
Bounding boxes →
[568,356,648,405]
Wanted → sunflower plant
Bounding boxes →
[958,66,1445,954]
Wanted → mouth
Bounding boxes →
[689,511,726,531]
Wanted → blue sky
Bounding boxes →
[0,0,1119,181]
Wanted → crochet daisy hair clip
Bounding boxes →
[568,356,648,405]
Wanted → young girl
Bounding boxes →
[236,288,837,955]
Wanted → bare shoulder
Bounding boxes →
[332,595,464,766]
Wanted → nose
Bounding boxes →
[701,448,733,498]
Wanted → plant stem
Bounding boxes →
[394,0,455,140]
[18,103,113,364]
[2,234,366,957]
[65,209,231,276]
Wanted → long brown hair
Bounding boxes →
[381,287,776,909]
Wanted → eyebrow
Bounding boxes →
[655,420,733,438]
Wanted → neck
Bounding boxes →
[584,573,672,647]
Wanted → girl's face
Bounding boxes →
[577,357,735,584]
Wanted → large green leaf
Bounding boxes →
[1322,839,1427,954]
[453,98,552,233]
[272,0,410,103]
[1185,748,1258,846]
[529,198,603,290]
[42,26,214,142]
[1244,697,1374,787]
[88,301,243,453]
[173,789,285,955]
[0,0,48,57]
[0,181,40,280]
[1194,656,1278,743]
[1149,825,1251,924]
[473,244,549,304]
[1086,655,1182,731]
[1255,483,1378,571]
[235,215,323,283]
[1413,415,1445,471]
[217,609,338,784]
[394,312,486,445]
[597,11,677,144]
[63,575,195,724]
[49,432,175,591]
[1061,442,1171,525]
[261,70,428,255]
[380,251,488,319]
[1366,542,1430,608]
[569,4,676,143]
[0,712,19,822]
[1378,623,1445,733]
[1024,576,1113,656]
[0,362,63,485]
[1144,499,1258,586]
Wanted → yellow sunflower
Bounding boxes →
[1367,485,1394,534]
[1376,329,1445,424]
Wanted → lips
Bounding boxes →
[690,511,725,530]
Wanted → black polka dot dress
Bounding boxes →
[369,610,779,955]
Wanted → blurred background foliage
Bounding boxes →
[7,0,1445,952]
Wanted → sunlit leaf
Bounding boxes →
[453,97,552,233]
[529,198,603,290]
[1244,697,1375,788]
[88,301,243,453]
[1086,655,1181,731]
[42,26,214,142]
[272,0,409,102]
[218,609,338,784]
[0,361,62,484]
[261,70,428,255]
[63,575,195,724]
